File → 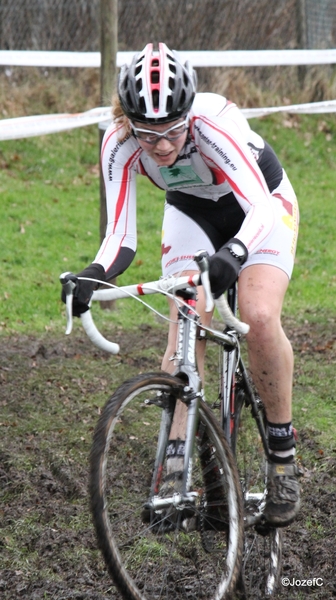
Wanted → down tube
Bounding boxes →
[221,346,238,444]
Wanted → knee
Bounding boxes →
[240,301,279,344]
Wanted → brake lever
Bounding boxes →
[194,250,214,313]
[59,273,77,335]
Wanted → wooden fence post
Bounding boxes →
[99,0,118,309]
[296,0,307,86]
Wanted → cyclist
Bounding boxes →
[62,42,300,527]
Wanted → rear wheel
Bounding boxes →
[90,372,243,600]
[232,388,282,598]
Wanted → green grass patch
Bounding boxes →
[0,126,166,334]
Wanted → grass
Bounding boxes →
[292,351,336,452]
[0,126,166,334]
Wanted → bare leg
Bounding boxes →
[237,264,293,423]
[238,265,301,526]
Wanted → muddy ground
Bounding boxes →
[0,320,335,599]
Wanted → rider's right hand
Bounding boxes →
[61,263,106,317]
[208,238,248,299]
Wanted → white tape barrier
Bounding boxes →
[241,99,336,119]
[178,49,336,67]
[0,100,336,141]
[0,107,112,140]
[1,49,336,68]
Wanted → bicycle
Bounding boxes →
[60,251,282,600]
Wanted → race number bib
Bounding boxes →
[159,165,206,188]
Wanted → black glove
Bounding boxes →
[208,238,248,299]
[61,263,106,317]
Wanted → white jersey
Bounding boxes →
[96,92,298,279]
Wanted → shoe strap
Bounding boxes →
[268,461,299,477]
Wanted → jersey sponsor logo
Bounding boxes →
[247,142,262,161]
[283,215,294,230]
[175,145,198,161]
[107,137,129,181]
[194,124,237,171]
[165,254,195,269]
[273,192,294,216]
[273,193,298,247]
[256,248,280,256]
[161,243,172,256]
[248,224,265,248]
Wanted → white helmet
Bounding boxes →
[118,42,197,124]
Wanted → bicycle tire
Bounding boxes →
[232,388,282,599]
[89,371,243,600]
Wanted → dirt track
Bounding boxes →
[0,323,335,599]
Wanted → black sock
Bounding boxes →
[267,421,296,463]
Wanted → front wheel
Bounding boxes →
[89,372,243,600]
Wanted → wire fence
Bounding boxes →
[305,0,335,49]
[0,0,335,52]
[1,0,335,113]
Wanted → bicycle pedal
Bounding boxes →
[255,519,276,537]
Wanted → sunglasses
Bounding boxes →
[131,117,189,145]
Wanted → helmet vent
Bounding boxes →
[126,92,133,109]
[139,97,146,114]
[152,90,159,109]
[179,90,186,109]
[183,72,189,86]
[166,96,173,112]
[168,76,175,91]
[122,75,129,90]
[151,71,160,84]
[169,64,176,75]
[135,65,142,76]
[152,59,159,67]
[136,79,142,92]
